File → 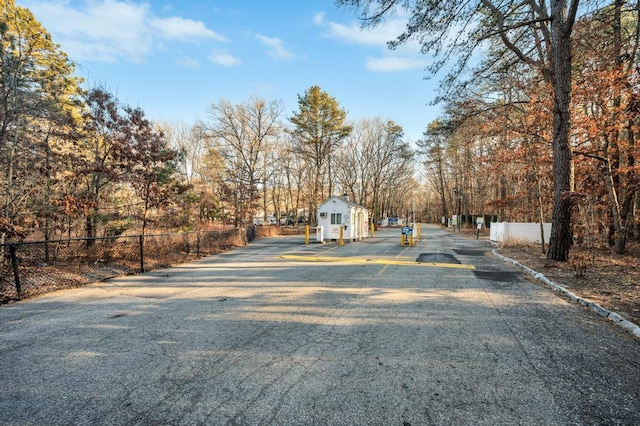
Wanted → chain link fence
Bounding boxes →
[1,227,256,303]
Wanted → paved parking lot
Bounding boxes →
[1,226,639,425]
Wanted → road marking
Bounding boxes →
[376,264,390,276]
[279,255,475,270]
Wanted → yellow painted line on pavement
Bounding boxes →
[279,255,475,270]
[376,264,390,277]
[280,255,354,263]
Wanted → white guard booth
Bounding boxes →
[317,194,369,242]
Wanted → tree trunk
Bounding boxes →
[327,153,333,200]
[263,182,268,225]
[547,6,575,262]
[623,118,637,241]
[533,166,547,255]
[142,183,150,237]
[499,175,507,221]
[437,155,447,223]
[372,186,379,225]
[524,136,547,254]
[611,0,628,254]
[86,177,99,245]
[601,154,626,253]
[635,192,640,240]
[85,216,94,246]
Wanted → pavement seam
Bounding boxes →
[492,249,640,340]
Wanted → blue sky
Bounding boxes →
[19,0,443,143]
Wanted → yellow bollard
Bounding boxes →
[400,234,404,246]
[305,225,309,245]
[339,226,344,246]
[417,223,421,239]
[409,233,413,246]
[370,222,374,237]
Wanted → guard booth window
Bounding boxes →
[330,213,342,225]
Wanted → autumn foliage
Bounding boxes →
[420,2,640,256]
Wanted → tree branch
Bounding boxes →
[480,0,541,69]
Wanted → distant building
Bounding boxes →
[317,194,369,242]
[388,217,403,227]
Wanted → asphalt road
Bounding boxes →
[1,225,639,425]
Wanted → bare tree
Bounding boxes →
[121,108,186,236]
[206,97,284,226]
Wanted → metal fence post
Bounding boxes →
[9,244,21,300]
[139,235,145,273]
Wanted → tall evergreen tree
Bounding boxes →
[289,85,351,225]
[0,0,82,241]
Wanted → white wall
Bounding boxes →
[490,222,552,244]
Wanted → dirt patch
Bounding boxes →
[497,242,640,326]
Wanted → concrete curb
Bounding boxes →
[492,249,640,340]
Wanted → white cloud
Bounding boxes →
[365,56,427,72]
[315,11,409,47]
[313,12,426,73]
[312,12,326,25]
[21,0,227,63]
[324,20,405,46]
[256,34,294,60]
[210,52,241,67]
[150,16,228,42]
[176,56,201,69]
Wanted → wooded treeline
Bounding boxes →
[0,0,188,243]
[425,0,640,256]
[2,0,639,261]
[0,1,416,245]
[340,0,640,257]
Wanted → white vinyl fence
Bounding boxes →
[490,222,552,244]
